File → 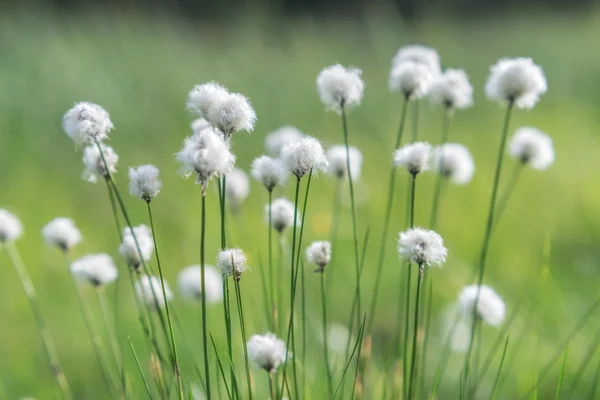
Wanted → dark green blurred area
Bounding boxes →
[1,4,600,399]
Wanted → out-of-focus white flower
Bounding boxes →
[322,323,351,353]
[281,136,328,179]
[191,118,211,134]
[119,225,154,269]
[393,142,432,175]
[62,102,114,146]
[178,265,223,303]
[433,143,475,184]
[82,144,118,183]
[326,145,363,180]
[176,127,235,191]
[265,126,304,155]
[135,275,173,310]
[251,156,288,191]
[458,285,506,327]
[441,306,472,353]
[247,332,287,372]
[217,248,248,279]
[267,198,299,233]
[0,209,23,242]
[389,61,434,99]
[305,241,331,272]
[392,45,441,76]
[129,165,162,202]
[429,69,473,110]
[317,64,364,113]
[225,169,250,207]
[485,57,547,109]
[187,82,229,119]
[42,217,82,251]
[207,92,256,137]
[398,227,447,267]
[71,253,118,287]
[508,127,555,170]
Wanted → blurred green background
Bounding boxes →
[2,3,600,399]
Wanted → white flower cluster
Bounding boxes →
[485,57,547,109]
[267,198,299,233]
[398,227,447,267]
[225,169,250,207]
[392,45,441,76]
[217,248,248,279]
[265,126,304,155]
[81,143,119,183]
[280,136,328,179]
[135,275,173,310]
[247,332,287,372]
[178,265,223,304]
[393,142,432,175]
[433,143,475,184]
[317,64,364,113]
[305,241,332,271]
[508,127,555,170]
[429,69,473,110]
[458,285,506,326]
[0,209,23,243]
[251,156,288,191]
[42,217,82,252]
[326,145,363,180]
[129,165,162,202]
[71,253,118,287]
[119,225,154,269]
[389,45,441,99]
[62,102,114,146]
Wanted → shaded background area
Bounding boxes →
[1,0,600,398]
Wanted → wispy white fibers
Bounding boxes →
[429,69,474,110]
[281,136,328,178]
[187,82,229,119]
[485,57,547,109]
[398,227,447,267]
[508,127,555,170]
[247,332,287,372]
[317,64,365,113]
[392,45,441,76]
[42,217,82,252]
[305,241,332,272]
[135,275,173,309]
[207,92,256,137]
[217,248,248,279]
[178,265,223,303]
[267,198,299,233]
[176,126,235,190]
[433,143,475,184]
[119,225,154,269]
[265,126,305,155]
[251,156,288,191]
[129,165,162,202]
[0,209,23,242]
[458,285,506,326]
[393,142,432,175]
[81,144,118,183]
[389,61,434,100]
[225,169,250,207]
[326,145,363,180]
[70,254,118,287]
[62,102,114,146]
[191,118,211,134]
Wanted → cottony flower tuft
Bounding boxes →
[393,142,432,175]
[280,136,328,179]
[135,275,173,310]
[392,45,441,76]
[398,227,447,267]
[42,217,82,252]
[178,265,223,303]
[247,332,287,373]
[191,118,211,134]
[326,145,363,180]
[485,57,547,109]
[187,82,229,119]
[62,102,114,146]
[458,285,506,327]
[389,61,434,99]
[81,144,118,183]
[508,127,555,170]
[251,156,288,191]
[267,198,299,233]
[265,126,305,155]
[119,225,154,270]
[129,165,162,202]
[0,209,23,242]
[305,241,332,272]
[429,69,474,110]
[207,92,256,137]
[70,254,118,287]
[317,64,364,113]
[433,143,475,184]
[217,248,248,279]
[225,169,250,207]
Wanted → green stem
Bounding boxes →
[326,178,341,294]
[268,189,275,332]
[95,287,124,391]
[407,266,423,400]
[200,193,212,399]
[419,274,433,397]
[491,163,524,234]
[301,260,306,395]
[429,109,451,230]
[367,95,410,332]
[489,336,510,400]
[210,333,233,400]
[234,279,253,400]
[147,202,184,400]
[410,100,420,142]
[127,336,154,399]
[401,264,412,400]
[321,272,333,397]
[268,372,276,400]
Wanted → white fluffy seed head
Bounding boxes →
[119,225,154,269]
[207,92,256,137]
[485,57,547,109]
[42,217,82,252]
[217,248,248,279]
[225,169,250,206]
[70,253,118,287]
[129,165,162,202]
[392,45,441,76]
[178,265,223,303]
[0,209,23,242]
[247,332,287,372]
[267,198,299,233]
[251,156,288,191]
[81,144,118,183]
[393,142,432,175]
[305,241,332,271]
[265,126,305,155]
[323,323,351,353]
[317,64,364,113]
[458,285,506,327]
[398,227,447,267]
[176,127,236,190]
[326,145,363,180]
[429,69,474,110]
[508,127,555,170]
[433,143,475,184]
[62,102,114,146]
[135,275,173,310]
[280,136,329,178]
[191,118,211,134]
[187,82,229,119]
[389,61,434,99]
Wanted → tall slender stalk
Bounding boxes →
[267,189,276,332]
[367,95,410,332]
[268,372,276,400]
[200,192,212,399]
[95,287,124,390]
[234,279,253,400]
[301,260,306,395]
[146,201,184,400]
[408,265,424,400]
[411,101,420,142]
[128,336,155,399]
[491,163,524,233]
[464,100,514,387]
[419,275,434,396]
[326,179,341,294]
[489,336,510,400]
[429,108,451,230]
[320,271,333,397]
[5,243,73,400]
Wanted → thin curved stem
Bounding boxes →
[200,193,212,399]
[326,179,341,294]
[321,272,333,397]
[234,279,253,400]
[268,189,275,332]
[95,287,124,392]
[429,109,451,230]
[491,163,524,234]
[408,265,424,399]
